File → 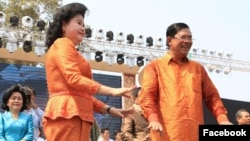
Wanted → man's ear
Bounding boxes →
[167,36,172,47]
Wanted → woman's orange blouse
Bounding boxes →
[44,38,105,123]
[138,53,229,141]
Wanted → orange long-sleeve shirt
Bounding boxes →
[138,53,228,141]
[44,38,105,123]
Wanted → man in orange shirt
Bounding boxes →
[138,22,232,141]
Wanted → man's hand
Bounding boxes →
[147,121,163,132]
[30,100,38,109]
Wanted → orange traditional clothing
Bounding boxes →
[43,38,105,140]
[138,53,228,141]
[43,116,92,141]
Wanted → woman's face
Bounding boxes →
[62,14,85,45]
[7,92,23,111]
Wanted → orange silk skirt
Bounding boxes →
[43,116,92,141]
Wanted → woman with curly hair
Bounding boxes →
[0,84,34,141]
[43,3,135,141]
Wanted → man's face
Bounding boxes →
[238,111,250,125]
[103,130,110,140]
[168,28,193,57]
[115,132,122,140]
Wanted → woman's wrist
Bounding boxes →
[107,106,112,114]
[102,105,113,114]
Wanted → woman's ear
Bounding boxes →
[62,21,67,33]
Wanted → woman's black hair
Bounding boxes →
[46,3,89,49]
[166,22,189,47]
[1,84,28,111]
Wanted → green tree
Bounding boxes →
[0,0,61,65]
[1,0,61,26]
[0,0,8,11]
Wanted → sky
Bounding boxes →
[63,0,250,102]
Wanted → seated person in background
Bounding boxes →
[120,87,150,141]
[0,84,34,141]
[98,127,114,141]
[235,109,250,125]
[114,130,122,141]
[23,86,45,141]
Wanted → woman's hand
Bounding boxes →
[111,86,137,98]
[109,107,135,118]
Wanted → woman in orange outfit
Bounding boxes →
[138,22,232,141]
[43,3,135,141]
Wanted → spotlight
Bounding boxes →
[146,36,153,47]
[217,51,223,57]
[6,37,17,53]
[0,28,6,37]
[135,35,143,45]
[83,51,92,61]
[36,20,46,31]
[96,29,104,40]
[80,42,92,61]
[201,49,207,54]
[136,56,144,67]
[206,64,216,72]
[85,27,92,38]
[155,37,163,48]
[209,50,216,55]
[0,11,6,23]
[224,67,231,74]
[9,16,19,27]
[116,32,124,43]
[126,34,134,44]
[192,48,198,53]
[95,51,103,62]
[23,40,32,52]
[36,63,44,68]
[116,54,124,65]
[34,40,46,56]
[106,31,114,41]
[215,67,221,73]
[126,55,135,68]
[226,52,233,58]
[106,53,115,66]
[22,16,33,28]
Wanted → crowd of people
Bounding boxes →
[0,2,249,141]
[0,84,249,141]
